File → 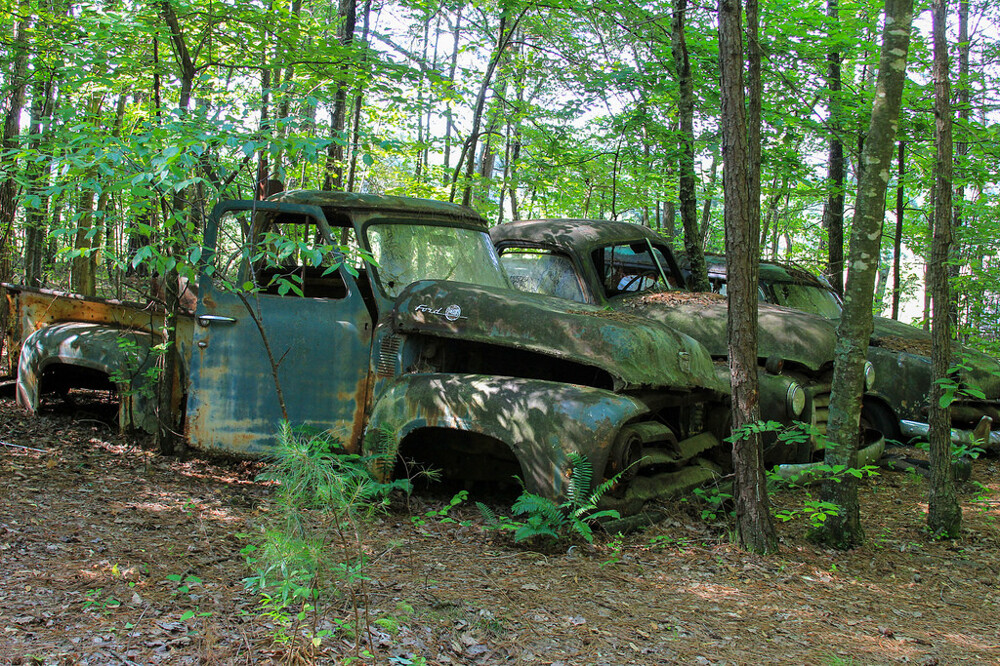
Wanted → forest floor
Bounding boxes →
[1,391,999,666]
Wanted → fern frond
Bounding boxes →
[513,493,566,527]
[476,501,499,527]
[567,453,594,505]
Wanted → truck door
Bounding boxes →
[186,201,374,455]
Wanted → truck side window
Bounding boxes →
[211,209,350,300]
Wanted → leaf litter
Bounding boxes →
[0,393,999,664]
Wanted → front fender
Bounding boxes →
[365,373,649,498]
[17,322,159,432]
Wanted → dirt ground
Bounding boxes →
[1,392,999,666]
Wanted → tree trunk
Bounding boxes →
[673,0,709,291]
[891,141,905,320]
[0,0,30,364]
[156,0,200,457]
[949,0,969,334]
[816,0,913,550]
[699,151,718,248]
[346,0,371,193]
[71,86,106,296]
[719,0,776,555]
[822,0,845,297]
[442,7,462,185]
[323,0,356,191]
[455,10,523,207]
[927,0,961,538]
[24,74,56,288]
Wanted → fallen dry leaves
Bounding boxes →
[1,391,999,665]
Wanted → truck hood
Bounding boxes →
[618,293,838,372]
[391,280,728,394]
[871,316,1000,399]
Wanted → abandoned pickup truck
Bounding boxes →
[490,219,885,469]
[4,192,736,514]
[696,257,1000,449]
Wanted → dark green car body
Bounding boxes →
[491,219,885,468]
[700,257,1000,449]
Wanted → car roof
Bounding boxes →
[490,219,665,252]
[268,190,487,227]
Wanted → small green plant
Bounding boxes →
[646,534,692,552]
[600,534,625,568]
[479,454,621,544]
[934,358,988,409]
[774,500,841,528]
[411,490,469,528]
[245,422,410,655]
[82,588,121,614]
[692,486,733,522]
[166,573,202,597]
[914,439,985,462]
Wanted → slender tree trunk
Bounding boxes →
[928,0,961,537]
[442,7,462,185]
[156,0,199,456]
[673,0,709,291]
[719,0,776,555]
[663,200,676,242]
[891,141,905,320]
[71,87,105,296]
[0,0,30,365]
[816,0,913,550]
[455,10,523,207]
[323,0,356,191]
[346,0,371,192]
[950,0,969,334]
[24,74,56,288]
[822,0,845,297]
[699,151,718,248]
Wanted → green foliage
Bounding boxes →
[774,500,842,528]
[411,490,469,528]
[243,423,409,652]
[914,439,985,463]
[82,588,121,614]
[692,486,733,523]
[480,454,621,544]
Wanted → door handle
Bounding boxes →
[197,314,238,327]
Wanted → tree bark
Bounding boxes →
[719,0,776,555]
[816,0,913,550]
[323,0,356,191]
[927,0,961,538]
[891,141,905,320]
[346,0,371,192]
[455,9,523,207]
[672,0,709,291]
[822,0,845,297]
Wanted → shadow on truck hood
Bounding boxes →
[619,293,839,371]
[871,316,1000,399]
[391,280,729,394]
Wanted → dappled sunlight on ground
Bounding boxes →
[2,396,1000,663]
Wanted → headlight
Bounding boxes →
[786,383,807,418]
[863,361,876,391]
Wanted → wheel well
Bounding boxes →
[862,396,902,442]
[39,362,117,396]
[394,427,525,496]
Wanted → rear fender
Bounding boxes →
[365,373,649,498]
[17,322,160,432]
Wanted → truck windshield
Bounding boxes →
[367,223,510,297]
[499,248,588,303]
[767,281,843,318]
